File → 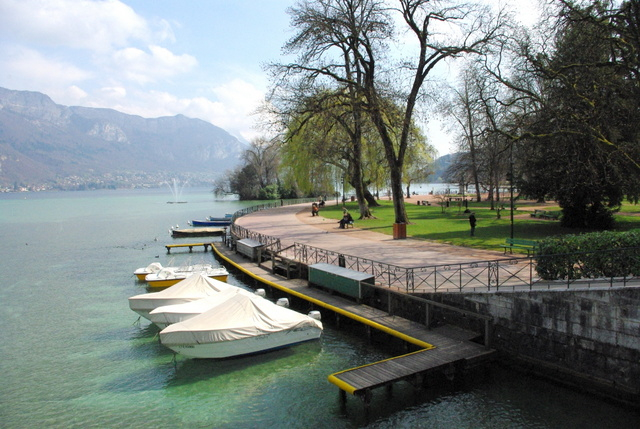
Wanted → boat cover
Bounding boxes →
[160,293,323,345]
[128,273,232,318]
[144,262,163,273]
[149,287,253,327]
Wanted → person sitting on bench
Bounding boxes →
[338,210,354,228]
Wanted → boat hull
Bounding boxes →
[135,272,148,281]
[162,326,322,358]
[190,220,231,227]
[129,298,199,320]
[171,227,224,237]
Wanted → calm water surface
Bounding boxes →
[0,188,637,428]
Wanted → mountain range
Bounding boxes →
[0,87,247,190]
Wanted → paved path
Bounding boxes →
[235,201,505,268]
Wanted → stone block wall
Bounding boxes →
[422,288,640,403]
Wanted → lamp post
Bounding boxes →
[509,144,514,239]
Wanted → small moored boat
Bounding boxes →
[159,292,323,358]
[149,287,254,329]
[170,226,225,237]
[134,262,164,281]
[128,273,233,320]
[188,214,232,227]
[144,266,229,288]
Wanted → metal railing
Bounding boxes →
[291,242,640,293]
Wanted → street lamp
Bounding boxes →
[509,144,514,239]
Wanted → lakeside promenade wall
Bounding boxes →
[423,288,640,405]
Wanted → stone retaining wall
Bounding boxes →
[420,288,640,405]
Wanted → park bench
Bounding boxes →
[541,211,560,220]
[345,220,354,228]
[501,238,538,256]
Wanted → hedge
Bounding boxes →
[535,230,640,280]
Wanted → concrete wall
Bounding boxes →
[421,287,640,404]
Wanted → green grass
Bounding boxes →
[320,199,640,253]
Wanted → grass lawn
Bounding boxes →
[319,199,640,253]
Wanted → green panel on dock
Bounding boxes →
[308,263,374,299]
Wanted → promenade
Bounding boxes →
[234,199,505,269]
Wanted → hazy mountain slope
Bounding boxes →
[0,87,246,188]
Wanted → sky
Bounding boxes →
[0,0,540,156]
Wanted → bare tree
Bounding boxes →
[274,0,508,231]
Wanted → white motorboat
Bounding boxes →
[128,273,233,320]
[148,287,254,329]
[159,292,323,358]
[144,265,229,288]
[133,262,164,281]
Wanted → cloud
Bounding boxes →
[0,46,92,100]
[111,45,198,84]
[82,79,265,142]
[0,0,150,52]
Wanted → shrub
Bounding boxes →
[535,230,640,280]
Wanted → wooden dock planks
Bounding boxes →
[329,341,494,396]
[165,242,214,253]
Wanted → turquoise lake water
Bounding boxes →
[0,187,638,428]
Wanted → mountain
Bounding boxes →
[0,87,247,190]
[427,152,456,183]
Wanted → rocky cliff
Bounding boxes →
[0,87,246,189]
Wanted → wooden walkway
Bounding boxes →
[165,242,214,253]
[211,241,496,413]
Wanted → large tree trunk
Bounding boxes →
[389,166,408,224]
[364,188,380,207]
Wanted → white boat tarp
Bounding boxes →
[128,273,233,319]
[160,293,323,345]
[143,262,163,272]
[148,287,253,327]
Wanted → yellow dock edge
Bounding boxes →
[212,243,435,351]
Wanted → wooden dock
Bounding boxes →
[328,327,495,412]
[165,242,214,253]
[210,241,496,415]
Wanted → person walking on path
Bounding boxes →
[469,212,477,236]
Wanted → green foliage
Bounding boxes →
[536,230,640,280]
[257,184,280,200]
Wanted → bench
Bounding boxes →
[501,238,538,256]
[165,242,212,253]
[530,209,560,220]
[345,220,354,229]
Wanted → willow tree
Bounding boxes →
[279,90,389,218]
[276,0,508,231]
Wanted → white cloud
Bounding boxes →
[0,46,92,100]
[0,0,150,52]
[110,45,197,84]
